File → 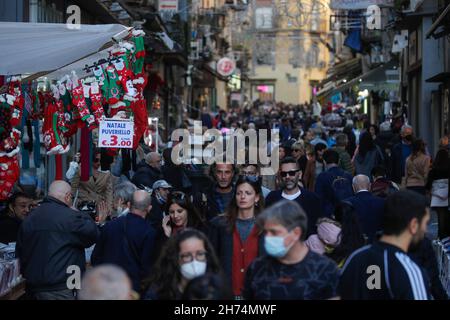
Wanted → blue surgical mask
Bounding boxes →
[155,190,166,204]
[264,235,294,258]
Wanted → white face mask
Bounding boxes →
[180,259,207,280]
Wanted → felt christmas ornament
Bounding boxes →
[72,82,95,129]
[43,102,63,155]
[132,30,146,75]
[130,98,148,150]
[104,65,123,105]
[89,83,105,126]
[0,128,21,201]
[0,97,12,140]
[93,66,109,98]
[109,101,129,118]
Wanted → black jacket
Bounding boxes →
[390,142,408,184]
[16,197,98,293]
[132,160,163,189]
[0,208,21,244]
[91,213,157,293]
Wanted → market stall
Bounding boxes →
[0,22,153,299]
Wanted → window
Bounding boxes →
[255,7,273,29]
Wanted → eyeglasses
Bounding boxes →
[179,251,208,263]
[280,169,300,177]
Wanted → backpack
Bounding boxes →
[371,178,398,198]
[331,175,353,203]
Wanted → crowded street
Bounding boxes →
[0,0,449,304]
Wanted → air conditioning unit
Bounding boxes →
[402,0,425,13]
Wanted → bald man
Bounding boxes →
[345,175,386,242]
[78,265,134,300]
[131,152,163,189]
[92,190,157,294]
[16,180,99,300]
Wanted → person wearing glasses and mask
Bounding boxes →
[266,157,323,237]
[0,191,35,244]
[69,149,113,213]
[143,228,224,300]
[242,200,340,300]
[208,176,265,299]
[240,164,271,198]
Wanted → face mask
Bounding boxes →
[180,259,207,280]
[155,191,166,204]
[116,206,125,216]
[264,235,295,258]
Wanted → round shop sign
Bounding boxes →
[217,57,236,77]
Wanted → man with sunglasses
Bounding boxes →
[265,157,322,237]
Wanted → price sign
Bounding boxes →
[98,119,134,149]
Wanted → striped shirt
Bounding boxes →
[338,241,431,300]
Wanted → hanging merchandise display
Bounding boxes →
[0,77,23,201]
[0,27,152,199]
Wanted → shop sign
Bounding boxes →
[98,119,134,149]
[330,0,393,10]
[217,58,236,77]
[159,0,178,12]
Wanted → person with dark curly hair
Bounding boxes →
[143,228,224,300]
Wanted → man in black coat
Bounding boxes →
[92,190,157,294]
[389,125,413,184]
[131,152,163,189]
[16,181,98,300]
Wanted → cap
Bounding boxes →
[152,180,172,189]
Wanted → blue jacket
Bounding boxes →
[265,188,323,237]
[315,166,353,217]
[92,213,157,293]
[345,191,385,243]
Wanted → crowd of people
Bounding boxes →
[0,100,449,300]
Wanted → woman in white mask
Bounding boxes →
[142,228,224,300]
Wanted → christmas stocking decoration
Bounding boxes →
[132,30,146,76]
[131,98,148,150]
[89,82,105,126]
[72,82,95,129]
[104,65,123,105]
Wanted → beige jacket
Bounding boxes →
[71,169,113,212]
[405,153,431,187]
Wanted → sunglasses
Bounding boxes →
[93,158,101,163]
[280,169,300,177]
[292,149,301,152]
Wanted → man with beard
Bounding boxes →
[338,190,432,300]
[265,157,322,237]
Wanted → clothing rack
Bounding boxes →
[82,56,122,73]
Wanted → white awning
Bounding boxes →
[0,22,130,75]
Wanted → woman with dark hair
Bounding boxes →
[162,191,206,238]
[426,149,450,239]
[369,124,379,140]
[182,273,233,300]
[303,142,327,191]
[327,201,366,267]
[208,176,265,299]
[405,139,431,196]
[143,228,223,300]
[343,124,357,157]
[353,131,384,177]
